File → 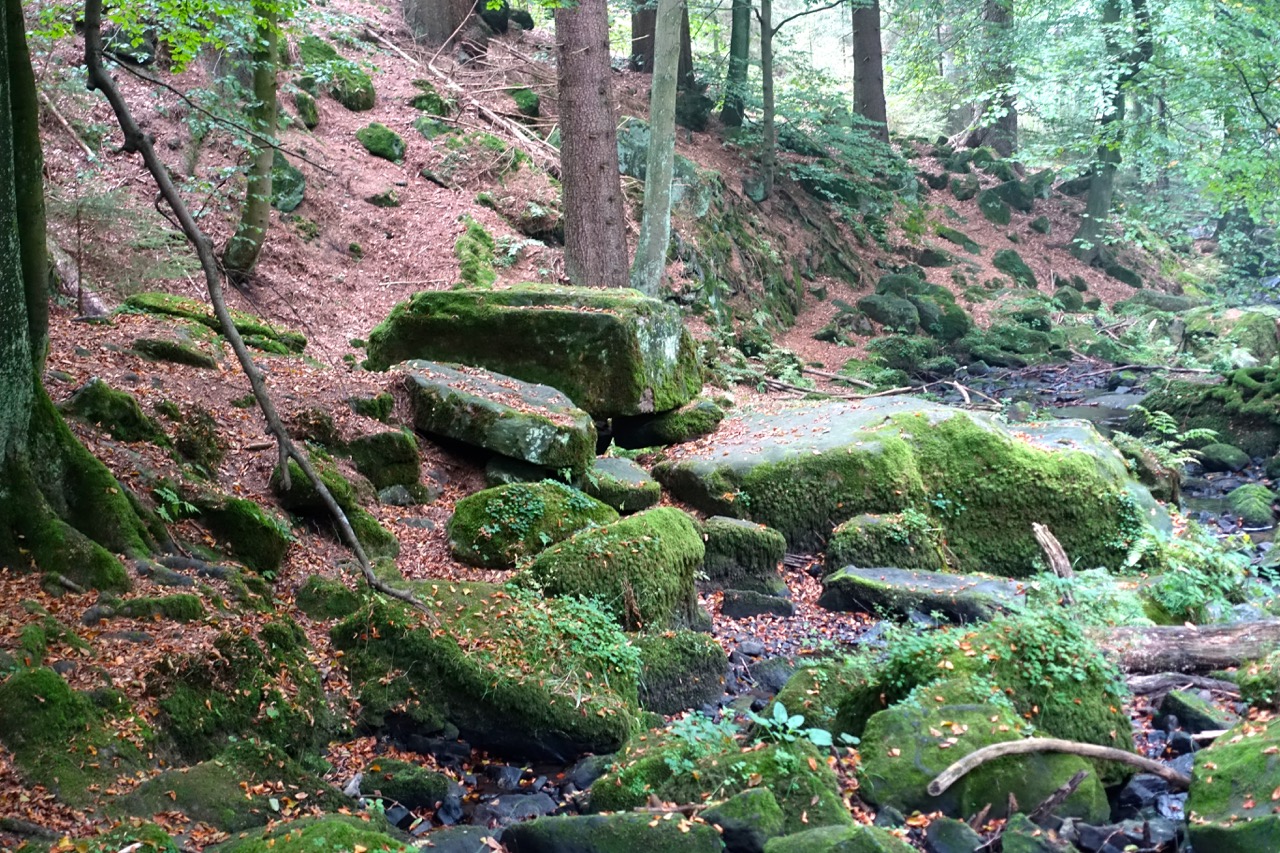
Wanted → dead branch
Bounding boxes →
[1028,770,1089,824]
[1103,620,1280,674]
[927,738,1191,797]
[1127,672,1240,698]
[802,366,873,388]
[39,90,96,161]
[1033,523,1073,579]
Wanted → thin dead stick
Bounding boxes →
[1028,769,1088,824]
[1033,522,1073,579]
[39,91,96,160]
[927,738,1191,797]
[1127,673,1240,697]
[84,2,425,617]
[802,366,874,388]
[952,381,971,405]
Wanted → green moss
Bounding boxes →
[509,87,540,117]
[583,457,662,514]
[1228,483,1275,527]
[123,292,307,353]
[764,824,914,853]
[131,337,218,368]
[1054,286,1084,311]
[195,494,292,574]
[856,294,918,331]
[356,122,405,162]
[506,813,723,852]
[449,481,618,568]
[349,392,395,422]
[77,822,179,853]
[949,175,980,202]
[1202,442,1252,472]
[988,179,1036,212]
[1239,651,1280,708]
[272,459,398,559]
[826,511,947,572]
[174,405,228,472]
[1138,373,1280,458]
[409,78,451,115]
[293,89,319,129]
[117,593,205,621]
[455,215,496,288]
[1186,717,1280,852]
[362,756,451,808]
[978,189,1012,225]
[295,575,362,620]
[61,378,165,443]
[526,507,704,631]
[345,430,420,490]
[993,249,1037,287]
[635,630,727,715]
[935,225,980,253]
[704,789,786,851]
[771,660,870,734]
[700,516,787,594]
[215,816,408,853]
[614,399,725,449]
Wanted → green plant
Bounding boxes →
[1112,406,1218,471]
[746,702,854,749]
[1128,525,1250,622]
[662,712,742,776]
[153,486,198,523]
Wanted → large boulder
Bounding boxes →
[447,481,617,568]
[365,286,703,418]
[582,457,661,513]
[701,516,787,595]
[401,360,597,477]
[826,511,947,572]
[1186,716,1280,852]
[635,630,727,715]
[502,813,723,853]
[655,398,1165,577]
[819,566,1023,622]
[764,825,914,853]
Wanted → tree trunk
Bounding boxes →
[964,0,1016,155]
[1103,621,1280,674]
[556,0,629,287]
[630,0,682,295]
[678,5,694,89]
[632,2,694,87]
[851,0,888,143]
[760,0,776,199]
[404,0,475,45]
[222,5,279,281]
[721,0,751,126]
[1,0,153,589]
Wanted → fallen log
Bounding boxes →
[1127,672,1240,698]
[1102,620,1280,674]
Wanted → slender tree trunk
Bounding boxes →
[851,0,888,143]
[760,0,776,199]
[631,0,682,295]
[222,5,279,281]
[678,5,694,89]
[557,0,629,287]
[631,4,655,71]
[964,0,1016,155]
[721,0,751,126]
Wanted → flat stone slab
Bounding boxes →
[583,457,661,513]
[400,360,596,476]
[819,566,1023,623]
[365,285,703,418]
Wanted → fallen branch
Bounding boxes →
[84,2,426,617]
[1103,620,1280,674]
[1127,672,1240,698]
[55,573,87,594]
[927,738,1191,797]
[39,90,96,161]
[1028,770,1089,824]
[1032,523,1072,579]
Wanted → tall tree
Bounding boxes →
[759,0,777,198]
[631,0,683,294]
[1,0,153,587]
[222,3,280,281]
[963,0,1017,154]
[1072,0,1152,264]
[631,0,695,87]
[721,0,751,126]
[404,0,475,44]
[851,0,888,142]
[557,0,629,286]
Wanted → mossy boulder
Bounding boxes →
[455,215,497,288]
[526,507,704,631]
[216,816,408,853]
[655,398,1162,576]
[1137,372,1280,458]
[293,90,319,129]
[989,179,1036,212]
[345,429,421,490]
[270,151,306,211]
[590,730,850,834]
[1228,483,1275,527]
[509,87,540,117]
[704,788,786,852]
[1186,717,1280,852]
[121,740,349,831]
[298,36,376,111]
[936,225,980,253]
[124,292,306,352]
[826,511,947,572]
[993,249,1037,287]
[949,175,980,201]
[362,756,451,809]
[1155,689,1239,734]
[819,566,1022,623]
[448,481,618,568]
[356,122,406,162]
[401,360,597,477]
[194,493,291,574]
[150,620,336,761]
[131,336,218,368]
[701,516,787,595]
[978,189,1012,225]
[61,378,165,443]
[1182,306,1280,365]
[859,679,1109,822]
[1202,442,1252,472]
[365,285,703,419]
[636,630,727,715]
[583,457,661,513]
[763,824,914,853]
[115,593,205,621]
[174,405,228,472]
[349,391,395,421]
[1053,285,1084,311]
[856,293,918,331]
[271,459,398,559]
[502,813,724,853]
[295,574,362,620]
[410,79,450,114]
[613,399,726,449]
[332,592,641,762]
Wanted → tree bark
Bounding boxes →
[760,0,776,199]
[851,0,888,143]
[556,0,629,287]
[222,4,279,281]
[1103,620,1280,674]
[630,0,682,295]
[404,0,475,45]
[721,0,751,126]
[963,0,1017,156]
[631,2,694,87]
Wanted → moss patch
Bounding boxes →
[194,493,292,574]
[356,123,405,162]
[636,630,727,715]
[295,574,363,620]
[272,458,398,559]
[61,378,165,443]
[131,337,217,368]
[700,516,787,595]
[345,429,420,490]
[361,756,451,809]
[216,816,408,853]
[124,292,306,353]
[448,481,617,568]
[455,215,496,288]
[826,511,947,572]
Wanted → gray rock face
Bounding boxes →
[818,566,1022,623]
[400,360,597,476]
[583,457,661,513]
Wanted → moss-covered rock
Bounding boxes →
[115,593,205,621]
[1228,483,1275,527]
[1202,442,1252,472]
[978,189,1012,225]
[121,740,349,831]
[589,730,850,834]
[1138,372,1280,458]
[936,225,981,253]
[859,678,1109,822]
[356,122,405,162]
[583,457,661,513]
[124,292,306,353]
[331,591,641,762]
[1053,285,1084,311]
[993,249,1037,287]
[271,151,306,211]
[150,620,335,761]
[295,574,362,620]
[526,507,704,631]
[509,87,540,117]
[949,175,980,202]
[194,492,292,574]
[365,285,703,419]
[819,566,1021,623]
[349,391,395,422]
[271,458,398,559]
[655,398,1160,576]
[826,511,947,572]
[989,179,1036,212]
[293,90,319,129]
[131,336,218,368]
[362,756,451,809]
[502,813,723,852]
[298,36,375,111]
[636,630,727,715]
[856,293,918,331]
[703,788,786,852]
[763,824,914,853]
[346,429,420,490]
[1155,689,1239,734]
[449,481,618,568]
[613,399,726,449]
[410,79,451,114]
[174,405,228,472]
[61,378,165,443]
[1186,717,1280,852]
[216,816,409,853]
[455,215,497,288]
[701,516,787,595]
[401,360,598,477]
